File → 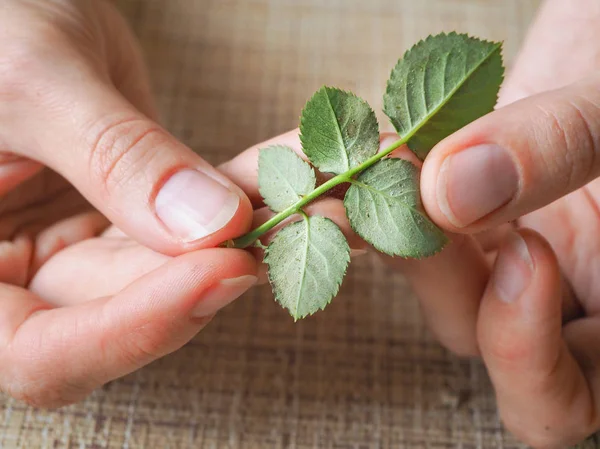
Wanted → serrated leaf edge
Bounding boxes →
[299,86,380,173]
[383,32,504,151]
[264,215,351,320]
[257,144,316,213]
[343,160,449,259]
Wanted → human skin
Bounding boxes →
[222,0,600,447]
[0,0,364,409]
[0,0,264,408]
[2,0,600,447]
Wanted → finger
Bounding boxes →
[1,56,252,256]
[30,235,170,306]
[421,74,600,232]
[498,0,600,106]
[0,248,258,408]
[383,233,489,357]
[0,212,109,292]
[477,229,595,448]
[30,195,368,303]
[0,234,32,286]
[29,211,110,277]
[0,154,42,196]
[96,0,159,121]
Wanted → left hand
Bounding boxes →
[0,0,258,408]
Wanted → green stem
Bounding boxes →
[232,136,407,248]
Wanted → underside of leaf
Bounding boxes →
[344,158,448,258]
[300,86,380,175]
[264,215,350,320]
[258,145,316,212]
[384,32,504,160]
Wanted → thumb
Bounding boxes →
[421,74,600,232]
[477,229,594,448]
[5,72,252,255]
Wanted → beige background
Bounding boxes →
[0,0,543,448]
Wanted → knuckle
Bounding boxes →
[568,93,600,183]
[86,117,165,196]
[0,42,46,100]
[533,93,600,192]
[1,344,92,408]
[115,323,169,368]
[483,329,532,368]
[0,21,69,89]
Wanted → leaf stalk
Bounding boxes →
[232,136,407,248]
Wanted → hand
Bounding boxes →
[387,0,600,447]
[0,0,258,407]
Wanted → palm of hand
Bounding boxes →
[520,180,600,316]
[0,168,169,306]
[0,1,261,409]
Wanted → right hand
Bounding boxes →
[388,0,600,447]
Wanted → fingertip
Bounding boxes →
[478,230,594,448]
[0,158,43,196]
[89,247,258,377]
[420,142,461,231]
[153,167,254,252]
[478,229,562,373]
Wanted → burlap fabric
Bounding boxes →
[0,0,544,447]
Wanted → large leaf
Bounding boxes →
[264,215,350,320]
[344,158,447,258]
[300,86,380,175]
[384,32,504,160]
[258,145,316,212]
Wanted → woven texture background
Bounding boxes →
[0,0,543,447]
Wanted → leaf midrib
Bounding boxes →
[323,89,351,172]
[294,216,311,320]
[351,179,428,221]
[263,155,311,208]
[395,43,501,141]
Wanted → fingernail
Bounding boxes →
[437,144,519,227]
[492,233,533,303]
[192,275,257,318]
[155,169,240,242]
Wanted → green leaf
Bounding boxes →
[264,215,350,320]
[384,32,504,160]
[300,86,380,175]
[258,145,316,212]
[344,158,448,258]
